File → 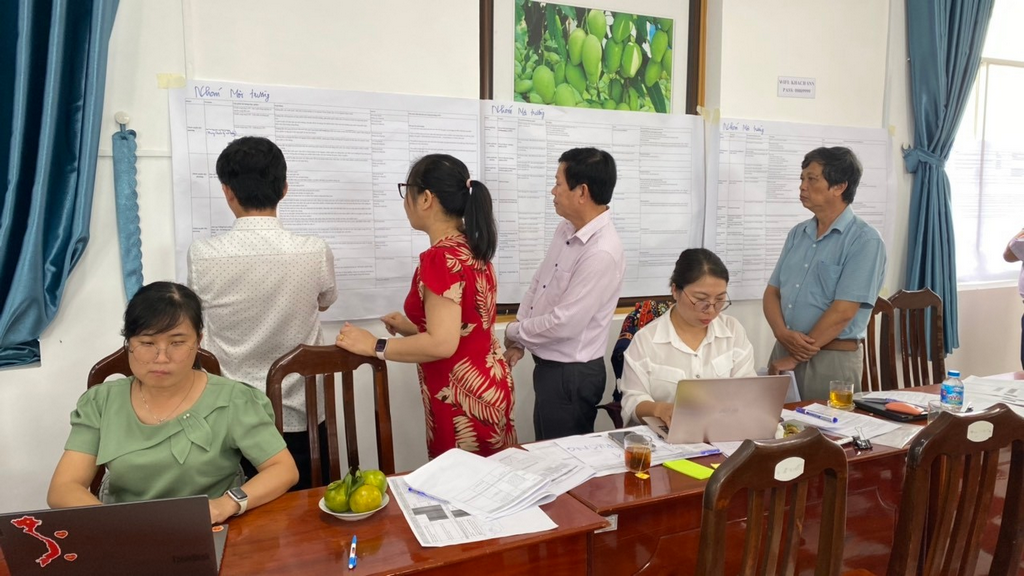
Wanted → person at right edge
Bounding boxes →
[1004,227,1024,370]
[503,148,625,441]
[765,147,886,400]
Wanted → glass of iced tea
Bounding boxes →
[828,380,855,411]
[624,433,653,479]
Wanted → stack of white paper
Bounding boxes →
[488,447,595,496]
[964,376,1024,416]
[861,390,938,407]
[782,403,900,440]
[523,426,719,478]
[404,449,557,520]
[387,476,557,548]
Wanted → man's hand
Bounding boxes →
[380,312,417,337]
[769,356,799,375]
[503,346,525,368]
[777,329,819,361]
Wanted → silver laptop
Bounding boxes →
[0,495,227,576]
[643,375,791,444]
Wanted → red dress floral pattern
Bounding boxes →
[405,235,517,458]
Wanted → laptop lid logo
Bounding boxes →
[9,516,77,567]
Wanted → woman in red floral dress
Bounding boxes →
[336,154,517,458]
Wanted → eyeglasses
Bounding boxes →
[680,291,731,314]
[126,341,197,363]
[397,183,410,199]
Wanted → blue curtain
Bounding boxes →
[903,0,993,355]
[0,0,120,367]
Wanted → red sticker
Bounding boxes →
[54,531,68,539]
[64,554,78,562]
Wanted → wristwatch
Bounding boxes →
[226,487,248,516]
[375,338,389,360]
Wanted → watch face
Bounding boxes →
[375,339,387,353]
[228,487,247,500]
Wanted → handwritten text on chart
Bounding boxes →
[193,85,273,103]
[490,104,546,120]
[721,121,765,135]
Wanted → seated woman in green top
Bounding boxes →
[47,282,299,524]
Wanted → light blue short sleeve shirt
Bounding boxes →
[768,206,886,340]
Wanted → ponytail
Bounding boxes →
[463,180,497,263]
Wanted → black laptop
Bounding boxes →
[0,495,227,576]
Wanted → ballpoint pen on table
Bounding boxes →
[407,487,448,503]
[795,407,839,424]
[348,535,357,570]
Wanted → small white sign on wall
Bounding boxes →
[778,76,816,99]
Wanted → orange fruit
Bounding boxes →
[349,485,383,514]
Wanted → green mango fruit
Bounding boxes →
[651,30,669,63]
[612,13,632,43]
[628,87,640,111]
[604,38,622,75]
[544,52,561,65]
[663,48,672,75]
[616,101,631,111]
[620,41,642,78]
[602,99,617,110]
[610,79,623,103]
[514,60,522,76]
[587,9,607,39]
[532,65,556,103]
[644,60,663,87]
[565,62,588,96]
[656,18,673,32]
[528,92,544,104]
[582,34,603,85]
[568,28,587,65]
[514,78,533,94]
[554,62,565,86]
[552,83,573,107]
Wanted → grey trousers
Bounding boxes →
[770,342,863,401]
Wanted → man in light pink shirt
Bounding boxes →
[504,148,625,440]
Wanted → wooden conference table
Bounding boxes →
[2,374,1022,575]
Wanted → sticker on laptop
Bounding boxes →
[9,516,76,568]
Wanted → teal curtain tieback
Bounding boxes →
[112,124,144,300]
[902,147,946,172]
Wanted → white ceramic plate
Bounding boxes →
[319,492,389,521]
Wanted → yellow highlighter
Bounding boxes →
[663,458,716,480]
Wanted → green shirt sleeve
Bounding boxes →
[64,384,113,456]
[227,382,287,468]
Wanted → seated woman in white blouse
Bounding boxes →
[621,248,756,426]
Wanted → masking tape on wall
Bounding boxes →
[157,74,187,89]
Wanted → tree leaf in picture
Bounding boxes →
[648,81,667,113]
[545,4,566,61]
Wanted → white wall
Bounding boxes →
[2,0,1020,514]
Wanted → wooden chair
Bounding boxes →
[86,346,222,496]
[265,344,394,487]
[862,296,898,392]
[889,288,946,387]
[886,403,1024,576]
[602,299,672,428]
[693,428,849,576]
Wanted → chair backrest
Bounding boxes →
[87,346,222,388]
[86,347,222,496]
[694,428,849,576]
[862,296,898,392]
[886,403,1024,576]
[890,288,946,387]
[265,344,394,487]
[609,300,672,391]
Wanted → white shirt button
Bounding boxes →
[804,264,809,268]
[795,284,800,288]
[788,304,792,308]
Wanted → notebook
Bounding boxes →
[642,375,791,443]
[0,495,227,576]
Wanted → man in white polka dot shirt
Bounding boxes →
[188,136,337,490]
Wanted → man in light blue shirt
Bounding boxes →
[764,147,886,400]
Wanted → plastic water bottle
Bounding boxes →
[940,369,964,410]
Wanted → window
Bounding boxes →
[948,0,1024,284]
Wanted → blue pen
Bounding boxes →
[348,535,357,570]
[407,487,448,504]
[795,407,839,424]
[694,449,721,457]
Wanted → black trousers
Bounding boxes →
[532,355,606,441]
[243,420,331,491]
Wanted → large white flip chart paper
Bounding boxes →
[708,118,896,301]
